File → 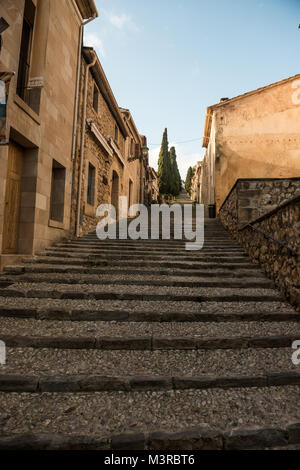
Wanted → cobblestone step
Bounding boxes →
[1,317,299,339]
[46,246,245,255]
[0,214,297,450]
[20,257,258,269]
[0,333,298,350]
[0,347,297,381]
[0,388,299,449]
[3,264,265,277]
[35,251,250,261]
[0,305,297,322]
[0,275,273,289]
[0,284,283,302]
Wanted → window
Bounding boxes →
[130,138,134,156]
[50,160,66,222]
[114,125,119,143]
[87,162,95,206]
[93,84,98,112]
[17,0,35,103]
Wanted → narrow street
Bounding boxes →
[0,191,299,450]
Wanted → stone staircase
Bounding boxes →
[0,197,300,450]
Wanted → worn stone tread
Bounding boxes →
[0,387,300,449]
[0,347,297,379]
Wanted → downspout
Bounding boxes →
[71,5,98,163]
[75,50,97,237]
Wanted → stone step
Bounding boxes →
[0,284,283,302]
[1,317,299,341]
[0,348,298,391]
[0,333,298,351]
[37,251,249,261]
[0,305,297,322]
[21,257,257,269]
[0,420,300,450]
[47,246,244,254]
[0,274,273,289]
[0,388,299,449]
[3,264,264,277]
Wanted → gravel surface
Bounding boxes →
[0,297,295,313]
[0,296,296,312]
[0,318,300,338]
[2,265,265,276]
[4,283,282,297]
[1,273,269,284]
[1,347,297,375]
[1,386,300,436]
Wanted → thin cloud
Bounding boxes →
[84,32,105,58]
[107,12,141,32]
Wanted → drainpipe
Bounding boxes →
[75,50,97,237]
[71,4,98,163]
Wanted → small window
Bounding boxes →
[50,160,66,222]
[93,84,98,112]
[87,162,95,206]
[114,125,119,143]
[130,139,134,156]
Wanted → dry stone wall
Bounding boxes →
[219,179,300,310]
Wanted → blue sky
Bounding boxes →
[84,0,300,179]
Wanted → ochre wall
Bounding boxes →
[214,76,300,211]
[0,0,82,260]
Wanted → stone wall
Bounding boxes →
[219,178,300,234]
[219,179,300,310]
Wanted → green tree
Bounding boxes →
[157,128,171,194]
[169,146,181,196]
[185,166,193,195]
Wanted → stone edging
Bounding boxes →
[0,422,300,450]
[0,372,300,393]
[0,307,299,322]
[0,334,298,350]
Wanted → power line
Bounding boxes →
[148,137,202,147]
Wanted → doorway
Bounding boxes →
[2,142,23,253]
[111,170,119,218]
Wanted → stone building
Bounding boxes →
[144,166,159,204]
[0,0,98,270]
[149,167,159,203]
[191,161,203,203]
[201,74,300,213]
[71,47,149,237]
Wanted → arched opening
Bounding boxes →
[111,170,119,218]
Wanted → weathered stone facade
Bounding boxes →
[71,47,149,237]
[219,179,300,310]
[201,75,300,212]
[191,162,203,203]
[0,0,98,270]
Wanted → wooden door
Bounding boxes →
[2,142,23,253]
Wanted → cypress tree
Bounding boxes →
[157,128,171,194]
[185,166,193,195]
[169,146,181,196]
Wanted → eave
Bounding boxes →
[83,47,129,138]
[76,0,98,19]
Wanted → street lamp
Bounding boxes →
[128,145,149,163]
[0,18,9,54]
